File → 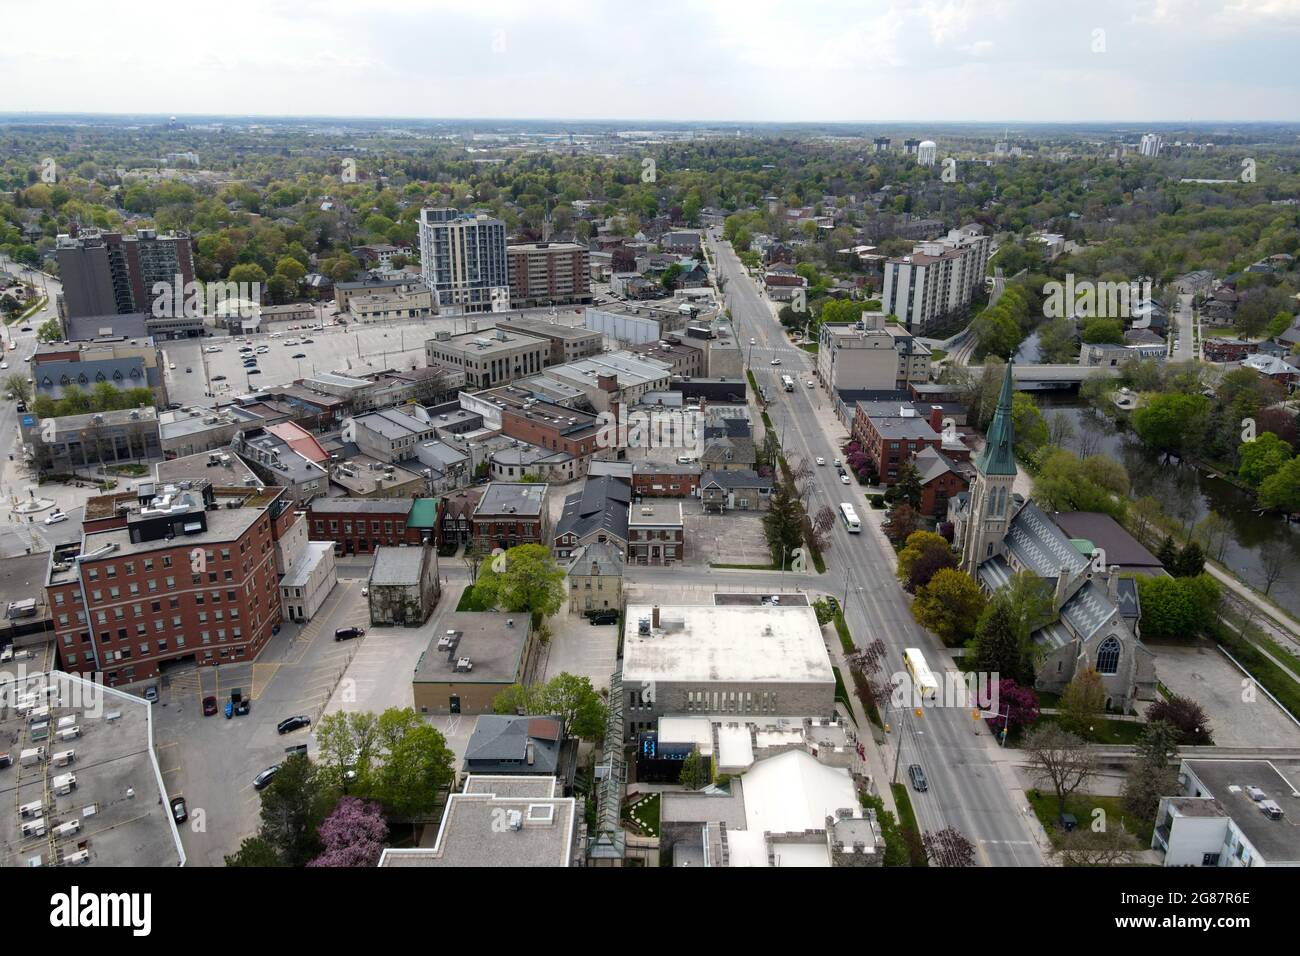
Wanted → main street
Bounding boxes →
[708,230,1045,866]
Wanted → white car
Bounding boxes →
[0,361,7,370]
[816,457,825,466]
[750,337,756,345]
[840,474,851,485]
[360,587,369,597]
[168,362,176,370]
[205,346,222,354]
[806,381,814,388]
[255,346,270,354]
[45,510,68,525]
[770,358,781,366]
[833,458,841,467]
[284,339,298,346]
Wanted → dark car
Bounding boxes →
[302,338,314,343]
[19,325,32,332]
[908,764,929,793]
[253,765,279,790]
[334,626,364,641]
[235,698,250,716]
[166,402,183,411]
[277,715,311,735]
[588,611,618,626]
[285,743,309,756]
[170,796,188,824]
[213,374,227,381]
[202,695,218,716]
[185,367,192,373]
[247,369,261,376]
[292,353,306,359]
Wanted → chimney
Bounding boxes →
[1107,564,1121,604]
[526,741,535,766]
[597,373,618,393]
[928,405,945,434]
[652,605,660,629]
[1053,565,1071,612]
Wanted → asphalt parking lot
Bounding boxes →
[152,578,371,865]
[159,305,594,406]
[685,509,772,566]
[1152,643,1300,748]
[541,607,619,693]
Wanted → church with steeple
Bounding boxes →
[947,360,1156,713]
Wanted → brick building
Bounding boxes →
[471,482,550,552]
[47,481,291,687]
[307,498,428,555]
[500,401,601,461]
[631,462,701,498]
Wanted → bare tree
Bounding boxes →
[1023,724,1099,818]
[1194,512,1231,564]
[1047,411,1075,450]
[1051,824,1141,867]
[813,505,836,540]
[790,456,813,485]
[923,827,976,867]
[1259,541,1289,596]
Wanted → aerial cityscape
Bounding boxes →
[0,0,1296,927]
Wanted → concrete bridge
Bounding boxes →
[966,363,1123,390]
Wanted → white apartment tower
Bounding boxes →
[881,225,992,334]
[417,207,510,314]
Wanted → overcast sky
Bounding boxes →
[3,0,1298,122]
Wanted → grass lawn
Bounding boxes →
[889,783,929,867]
[1010,714,1146,746]
[832,609,854,653]
[709,561,778,570]
[624,792,661,837]
[832,666,857,725]
[800,342,819,354]
[1027,791,1154,847]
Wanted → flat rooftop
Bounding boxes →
[1185,759,1300,864]
[413,611,530,685]
[0,672,184,867]
[378,776,574,867]
[622,605,834,686]
[475,482,547,517]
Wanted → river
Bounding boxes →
[1041,403,1300,617]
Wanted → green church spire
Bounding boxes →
[975,359,1017,476]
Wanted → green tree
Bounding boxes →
[475,543,566,626]
[895,531,955,592]
[1122,720,1181,823]
[5,375,31,404]
[894,461,922,509]
[257,753,331,866]
[911,568,987,646]
[1136,574,1220,641]
[37,318,63,342]
[762,480,805,567]
[1032,447,1130,520]
[1080,318,1125,344]
[492,673,609,742]
[1259,457,1300,513]
[224,835,283,867]
[972,598,1030,683]
[1132,393,1211,456]
[275,256,307,282]
[314,710,380,791]
[1011,392,1049,459]
[1238,432,1292,486]
[679,747,711,790]
[228,262,268,285]
[369,708,456,820]
[660,263,683,291]
[1060,668,1106,738]
[1173,541,1205,578]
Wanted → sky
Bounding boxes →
[2,0,1298,122]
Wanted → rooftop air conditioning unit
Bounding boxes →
[454,657,473,672]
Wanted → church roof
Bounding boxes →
[1003,501,1090,578]
[975,360,1017,476]
[1060,580,1117,641]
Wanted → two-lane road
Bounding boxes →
[710,231,1044,866]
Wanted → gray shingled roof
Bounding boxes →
[555,476,630,542]
[1004,501,1090,578]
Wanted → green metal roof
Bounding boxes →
[975,359,1017,476]
[406,497,440,529]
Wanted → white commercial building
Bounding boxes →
[280,541,338,623]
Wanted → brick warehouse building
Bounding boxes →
[47,481,292,686]
[306,498,441,556]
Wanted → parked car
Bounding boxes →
[44,510,67,525]
[588,611,618,626]
[235,698,250,716]
[247,369,261,376]
[292,353,306,359]
[770,358,781,365]
[816,457,825,466]
[185,367,192,373]
[202,695,218,716]
[213,374,227,381]
[285,743,309,757]
[334,626,365,641]
[277,715,311,735]
[302,338,314,344]
[908,764,928,793]
[253,765,280,790]
[170,796,188,823]
[840,474,851,485]
[205,346,222,354]
[142,686,158,703]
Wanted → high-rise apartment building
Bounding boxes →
[1139,133,1163,157]
[881,225,991,334]
[506,242,592,308]
[417,208,509,314]
[56,229,196,320]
